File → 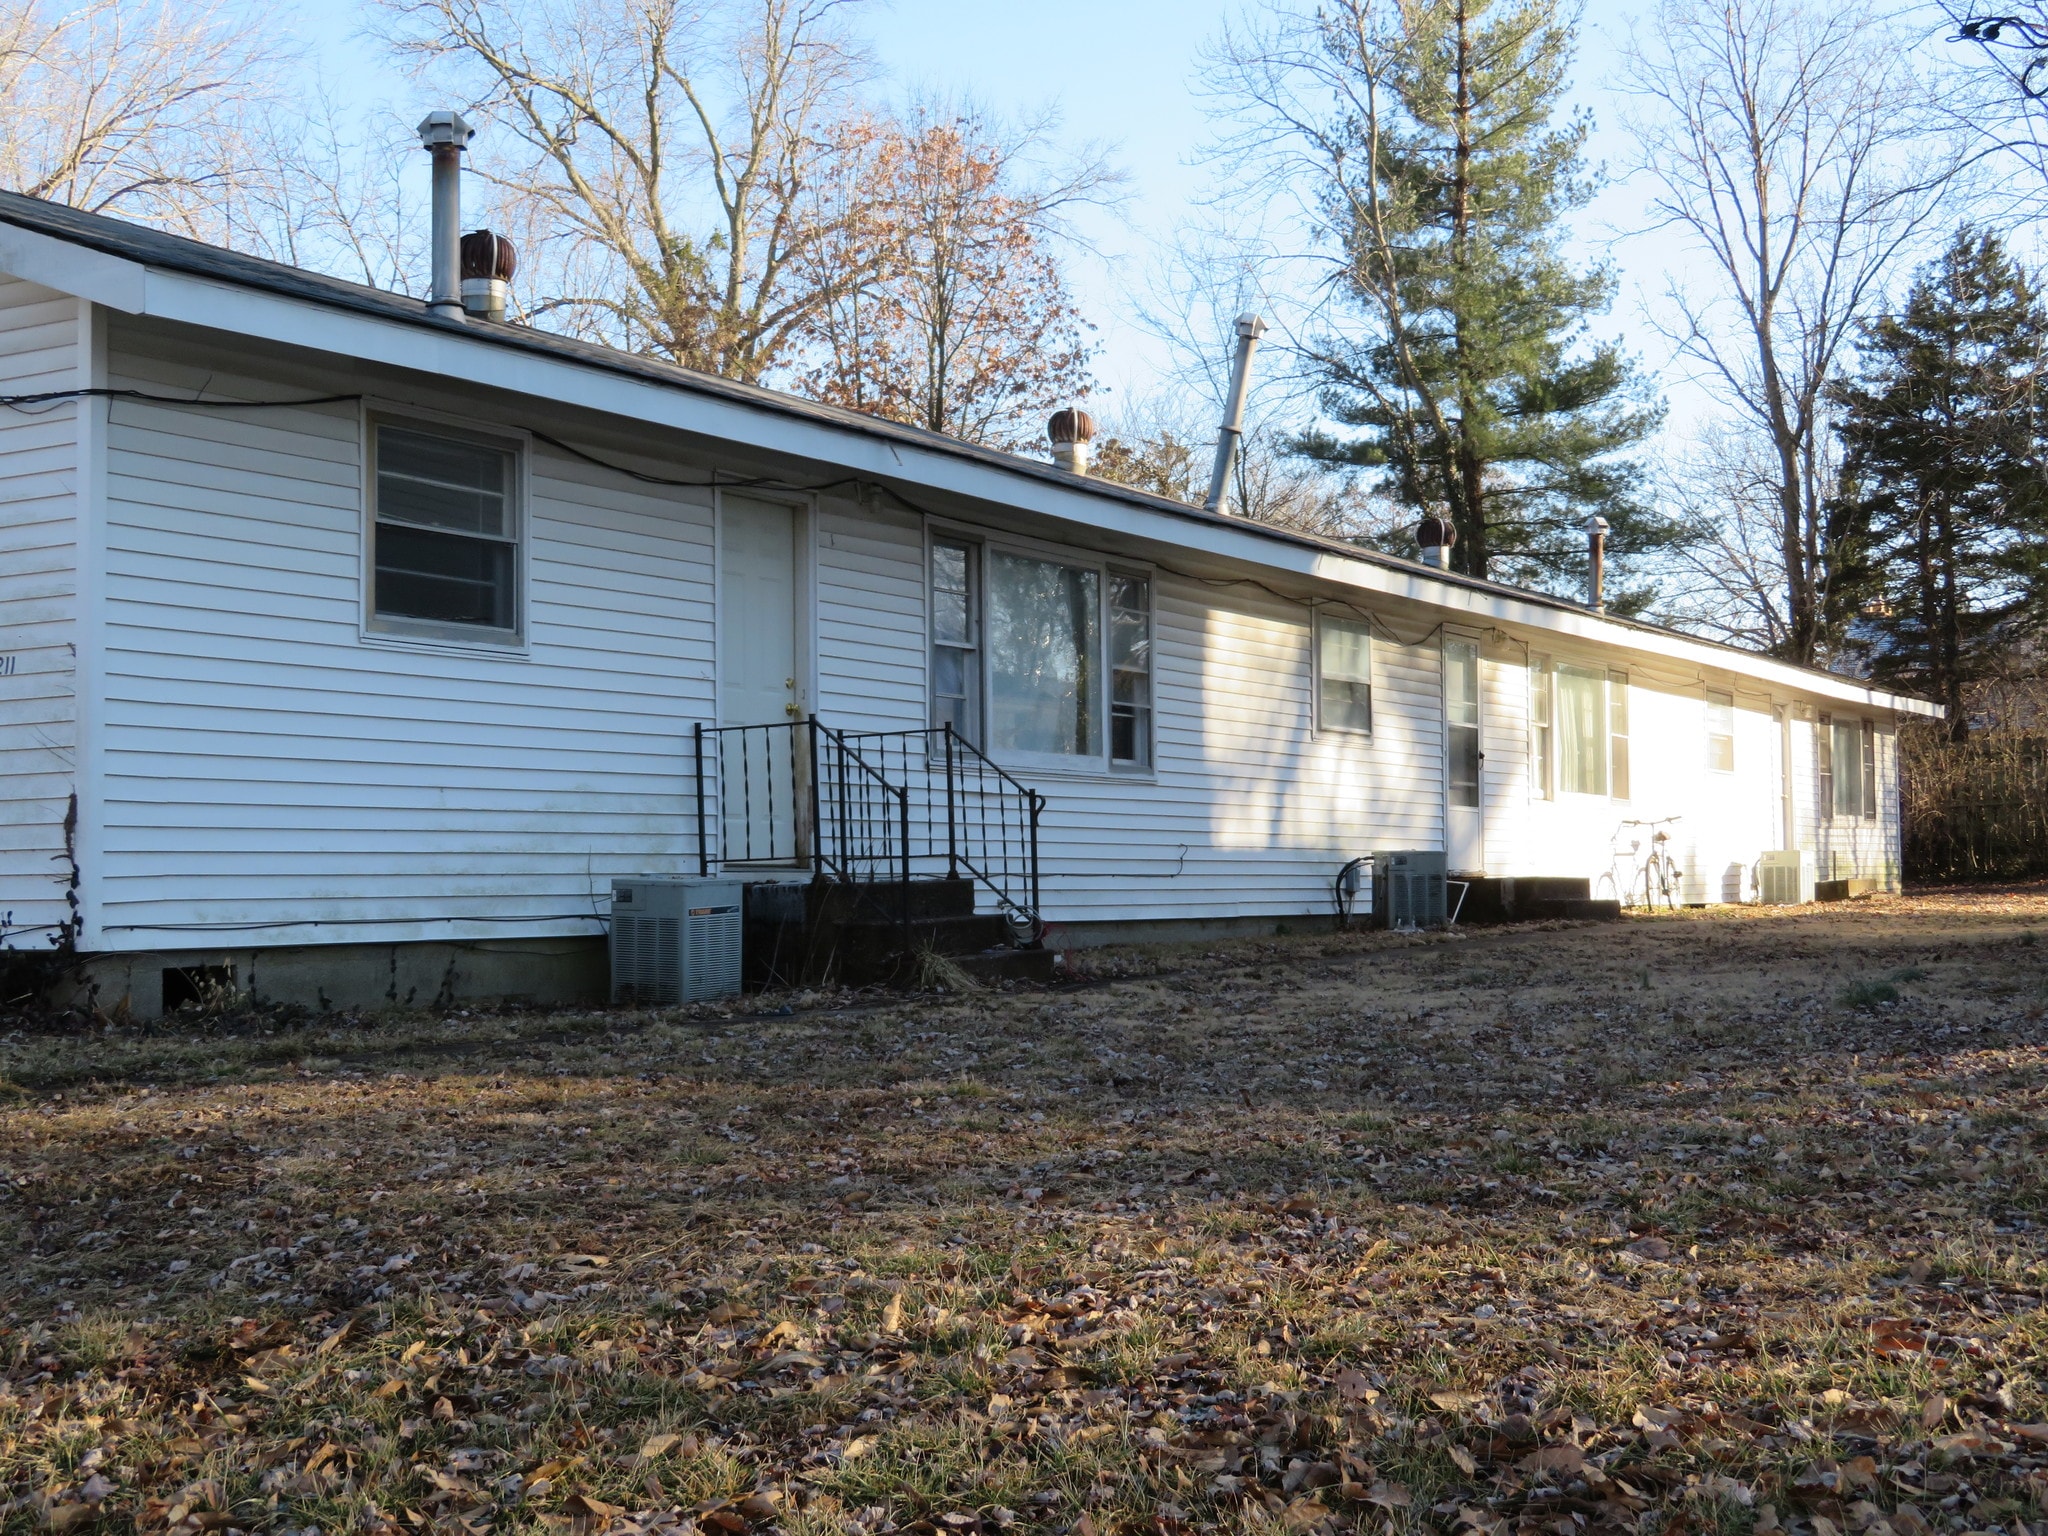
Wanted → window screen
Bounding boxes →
[374,424,517,634]
[1319,615,1373,734]
[1109,573,1152,768]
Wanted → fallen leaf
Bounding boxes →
[1364,1480,1411,1508]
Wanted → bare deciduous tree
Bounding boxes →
[379,0,878,382]
[1619,0,1961,667]
[792,103,1110,448]
[0,0,290,230]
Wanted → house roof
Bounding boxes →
[0,189,1940,718]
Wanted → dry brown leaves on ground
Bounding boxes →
[2,888,2046,1536]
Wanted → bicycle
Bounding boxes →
[1602,816,1684,911]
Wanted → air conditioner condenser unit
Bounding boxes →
[1757,850,1815,906]
[1373,849,1448,929]
[610,878,744,1004]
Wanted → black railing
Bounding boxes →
[692,718,1044,940]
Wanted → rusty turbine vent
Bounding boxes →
[459,230,516,322]
[1416,513,1455,568]
[1047,407,1095,445]
[1048,407,1095,475]
[460,230,517,282]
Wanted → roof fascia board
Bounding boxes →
[133,264,1938,719]
[0,222,147,312]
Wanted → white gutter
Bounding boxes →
[0,220,1940,720]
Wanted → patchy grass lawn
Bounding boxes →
[3,890,2047,1536]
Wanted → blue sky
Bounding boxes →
[276,0,1959,444]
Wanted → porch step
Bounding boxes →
[1456,876,1593,924]
[835,914,1016,956]
[810,877,981,923]
[956,947,1059,985]
[1815,877,1880,902]
[1561,898,1622,922]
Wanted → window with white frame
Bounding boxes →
[1547,663,1629,798]
[371,421,520,639]
[1317,614,1373,734]
[929,535,1153,771]
[930,538,980,745]
[1706,689,1735,773]
[1108,572,1153,769]
[1820,714,1877,820]
[1531,656,1554,798]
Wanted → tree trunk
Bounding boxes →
[1449,0,1486,580]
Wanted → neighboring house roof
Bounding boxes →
[0,189,1940,718]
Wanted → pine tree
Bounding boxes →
[1281,0,1662,588]
[1830,228,2048,740]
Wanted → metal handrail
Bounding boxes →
[692,717,1045,942]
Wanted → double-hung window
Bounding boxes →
[1531,657,1554,798]
[1317,615,1374,734]
[371,422,520,641]
[930,539,980,745]
[1546,663,1629,798]
[1109,573,1153,769]
[929,534,1153,772]
[1820,714,1877,820]
[1706,690,1736,773]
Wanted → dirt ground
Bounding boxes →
[2,889,2045,1536]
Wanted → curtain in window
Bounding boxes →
[1557,664,1607,795]
[989,552,1098,756]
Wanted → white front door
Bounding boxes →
[1444,636,1484,874]
[718,495,801,862]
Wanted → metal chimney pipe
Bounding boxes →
[1202,313,1269,515]
[418,110,475,322]
[1586,514,1610,612]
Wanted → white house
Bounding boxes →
[0,190,1937,1016]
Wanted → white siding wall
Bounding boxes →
[0,277,80,946]
[95,320,715,949]
[1488,648,1901,898]
[75,309,1912,952]
[813,514,1447,927]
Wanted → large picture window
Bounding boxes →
[371,422,519,639]
[989,552,1099,757]
[1551,664,1629,798]
[931,537,1155,771]
[1317,615,1374,734]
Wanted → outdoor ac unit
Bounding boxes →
[610,878,743,1004]
[1373,849,1448,929]
[1757,850,1815,906]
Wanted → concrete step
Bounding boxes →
[810,876,980,923]
[1815,877,1880,902]
[955,947,1058,985]
[1457,876,1593,924]
[835,913,1014,955]
[1561,898,1622,921]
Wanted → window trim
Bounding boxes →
[1107,568,1154,774]
[1531,655,1554,800]
[923,520,1157,779]
[1315,609,1375,738]
[361,407,531,652]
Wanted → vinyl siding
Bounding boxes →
[76,307,1912,952]
[95,318,715,947]
[0,276,79,946]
